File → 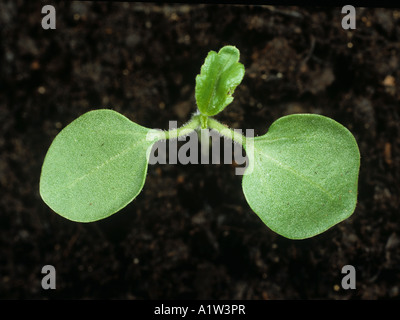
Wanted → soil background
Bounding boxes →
[1,1,400,300]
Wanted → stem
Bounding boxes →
[207,117,246,146]
[200,115,208,129]
[164,114,201,139]
[157,112,246,147]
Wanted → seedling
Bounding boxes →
[40,46,360,239]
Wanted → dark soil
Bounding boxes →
[1,2,399,299]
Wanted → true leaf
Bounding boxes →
[242,114,360,239]
[39,109,158,222]
[195,45,245,116]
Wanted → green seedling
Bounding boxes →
[40,45,360,239]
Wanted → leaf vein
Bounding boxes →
[64,140,148,190]
[256,149,334,200]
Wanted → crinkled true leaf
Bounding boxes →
[40,109,158,222]
[242,114,360,239]
[195,45,245,116]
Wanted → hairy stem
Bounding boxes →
[159,112,246,146]
[162,114,202,139]
[207,117,246,146]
